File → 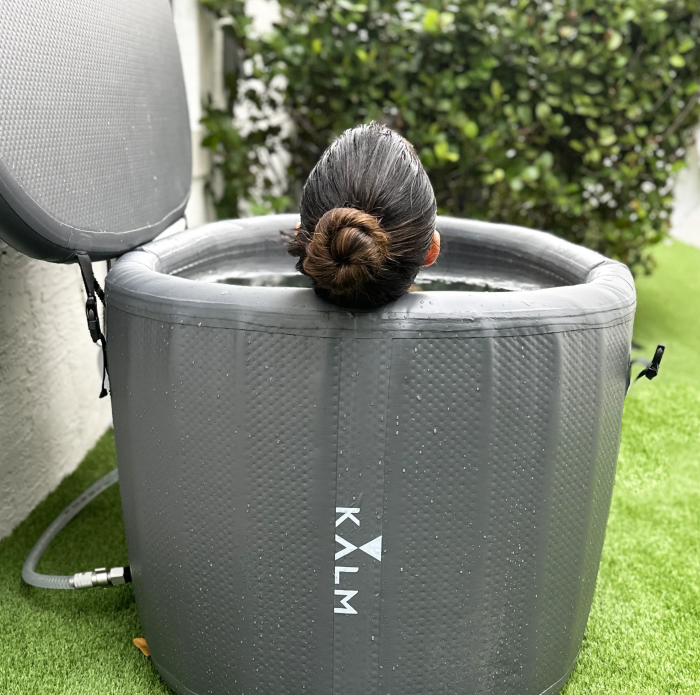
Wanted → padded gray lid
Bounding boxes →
[0,0,191,263]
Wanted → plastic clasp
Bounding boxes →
[85,297,100,342]
[644,344,665,380]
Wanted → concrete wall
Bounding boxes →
[0,247,112,538]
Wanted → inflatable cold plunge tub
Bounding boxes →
[106,213,635,695]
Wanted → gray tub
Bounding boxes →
[106,213,635,695]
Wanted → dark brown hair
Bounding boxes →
[288,123,437,309]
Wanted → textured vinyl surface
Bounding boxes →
[109,314,632,695]
[106,217,635,694]
[0,0,190,261]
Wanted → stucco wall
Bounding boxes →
[0,243,112,539]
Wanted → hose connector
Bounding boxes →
[70,566,132,589]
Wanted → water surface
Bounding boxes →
[217,274,515,292]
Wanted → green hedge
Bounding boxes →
[201,0,700,274]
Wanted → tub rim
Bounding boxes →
[105,214,635,340]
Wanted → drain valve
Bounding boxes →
[71,566,132,589]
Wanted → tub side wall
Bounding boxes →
[109,304,633,695]
[375,317,632,694]
[109,308,341,694]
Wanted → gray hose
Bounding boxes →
[22,469,130,589]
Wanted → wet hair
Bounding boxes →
[288,123,437,309]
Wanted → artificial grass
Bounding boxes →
[0,240,698,694]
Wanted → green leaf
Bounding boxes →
[650,9,668,22]
[537,151,554,169]
[584,80,604,95]
[439,11,456,29]
[559,25,575,39]
[491,80,504,100]
[598,127,617,146]
[311,38,322,54]
[461,120,479,139]
[517,104,533,125]
[678,38,695,54]
[355,47,369,62]
[669,54,686,68]
[521,165,540,182]
[423,8,440,33]
[570,50,587,67]
[434,140,459,162]
[584,148,602,164]
[605,29,623,51]
[536,102,552,120]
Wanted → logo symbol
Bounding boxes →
[334,507,382,615]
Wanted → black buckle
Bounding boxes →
[643,344,665,381]
[629,343,666,391]
[85,297,101,342]
[76,252,110,398]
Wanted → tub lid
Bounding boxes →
[0,0,192,263]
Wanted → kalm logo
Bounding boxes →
[334,507,382,615]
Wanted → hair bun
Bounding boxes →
[303,208,389,295]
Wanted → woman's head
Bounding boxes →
[288,123,438,309]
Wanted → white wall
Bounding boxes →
[172,0,226,227]
[671,123,700,248]
[0,244,112,538]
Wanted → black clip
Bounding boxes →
[76,252,110,398]
[643,344,665,381]
[85,296,101,342]
[630,343,665,387]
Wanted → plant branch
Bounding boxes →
[656,91,700,143]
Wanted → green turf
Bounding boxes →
[1,240,698,694]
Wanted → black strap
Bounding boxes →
[76,253,110,399]
[628,344,665,391]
